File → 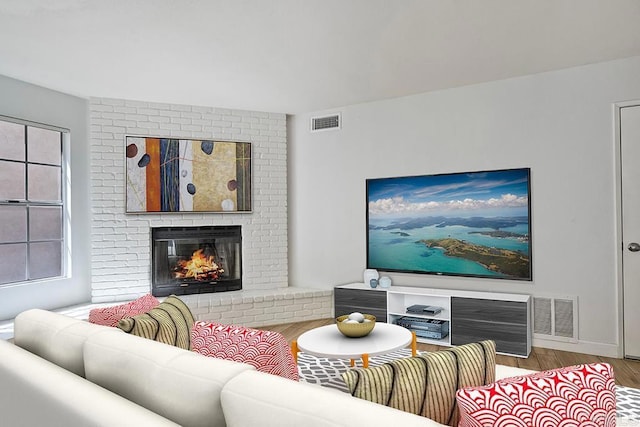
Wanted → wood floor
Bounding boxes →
[260,318,640,389]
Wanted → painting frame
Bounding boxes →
[366,167,532,281]
[125,136,252,213]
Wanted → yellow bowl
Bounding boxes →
[336,314,376,338]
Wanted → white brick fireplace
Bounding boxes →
[89,98,331,326]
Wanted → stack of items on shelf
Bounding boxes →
[396,304,449,340]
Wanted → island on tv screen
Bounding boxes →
[366,168,532,281]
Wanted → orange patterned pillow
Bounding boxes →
[88,294,159,327]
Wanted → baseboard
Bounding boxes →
[533,337,621,358]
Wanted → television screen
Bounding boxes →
[366,168,532,281]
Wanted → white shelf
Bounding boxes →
[387,289,452,346]
[388,311,448,321]
[388,292,450,320]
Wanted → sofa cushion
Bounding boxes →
[342,340,496,426]
[191,321,299,381]
[13,308,113,377]
[221,369,442,427]
[84,328,255,427]
[456,362,617,427]
[117,295,194,349]
[88,294,160,327]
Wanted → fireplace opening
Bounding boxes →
[151,226,242,297]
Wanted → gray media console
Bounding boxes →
[334,287,387,322]
[450,297,529,357]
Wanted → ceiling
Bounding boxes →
[1,0,640,114]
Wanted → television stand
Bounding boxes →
[334,283,531,357]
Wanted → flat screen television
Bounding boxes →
[366,168,532,281]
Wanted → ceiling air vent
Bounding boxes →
[310,113,341,132]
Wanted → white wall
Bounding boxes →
[289,56,640,357]
[0,75,91,320]
[89,98,288,302]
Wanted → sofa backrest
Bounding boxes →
[221,369,446,427]
[13,308,113,377]
[0,339,180,427]
[84,328,255,427]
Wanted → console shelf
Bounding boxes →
[334,283,531,357]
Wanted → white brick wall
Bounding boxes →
[89,97,289,302]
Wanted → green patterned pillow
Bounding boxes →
[342,340,495,426]
[117,295,195,350]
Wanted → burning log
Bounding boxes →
[174,249,225,281]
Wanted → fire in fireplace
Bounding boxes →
[151,226,242,296]
[174,249,225,281]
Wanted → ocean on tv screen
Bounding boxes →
[368,216,530,279]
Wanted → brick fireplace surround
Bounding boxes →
[89,97,332,327]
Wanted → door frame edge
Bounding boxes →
[615,100,640,359]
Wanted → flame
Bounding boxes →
[174,249,224,281]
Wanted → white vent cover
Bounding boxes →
[533,295,578,342]
[310,113,341,132]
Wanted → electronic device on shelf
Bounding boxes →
[395,316,449,340]
[406,304,443,315]
[412,329,448,340]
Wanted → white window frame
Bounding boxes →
[0,115,70,286]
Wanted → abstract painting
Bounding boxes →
[125,137,251,213]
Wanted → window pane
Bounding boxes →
[0,121,25,161]
[0,160,26,200]
[28,164,61,201]
[0,243,27,284]
[29,241,62,280]
[0,205,27,243]
[29,206,62,240]
[0,119,67,286]
[27,127,61,166]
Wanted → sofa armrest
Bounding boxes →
[221,370,448,427]
[0,339,178,427]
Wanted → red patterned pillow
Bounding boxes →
[88,294,160,327]
[456,362,616,427]
[191,321,299,381]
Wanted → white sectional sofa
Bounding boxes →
[0,309,448,426]
[4,308,628,427]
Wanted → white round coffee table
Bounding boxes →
[292,322,416,368]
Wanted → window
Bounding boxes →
[0,117,67,285]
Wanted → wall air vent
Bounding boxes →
[533,295,578,342]
[310,113,341,132]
